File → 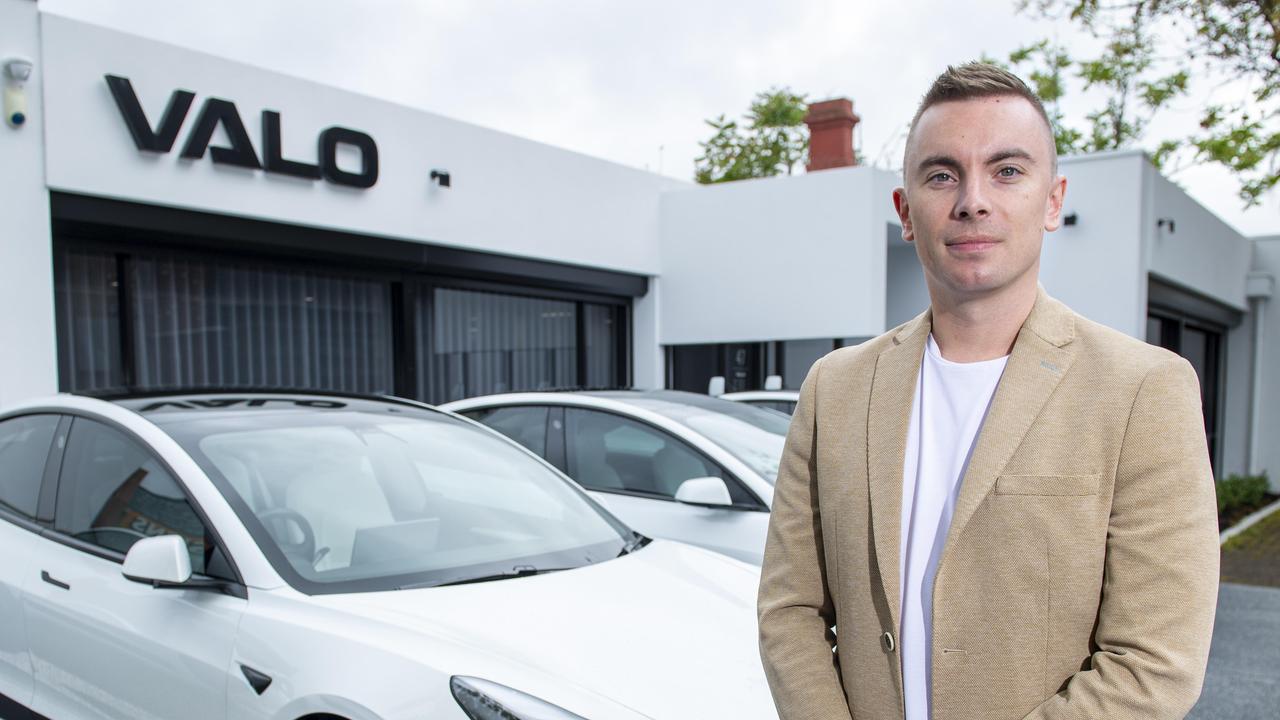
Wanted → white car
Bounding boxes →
[442,391,790,565]
[0,392,777,720]
[718,391,800,416]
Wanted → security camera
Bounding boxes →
[430,169,451,188]
[5,58,32,83]
[4,58,33,128]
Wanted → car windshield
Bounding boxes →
[634,395,790,484]
[157,406,631,594]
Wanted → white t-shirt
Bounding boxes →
[899,334,1008,720]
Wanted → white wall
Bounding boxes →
[1252,237,1280,490]
[1145,163,1251,310]
[0,0,58,406]
[631,279,663,389]
[657,166,894,345]
[1043,151,1147,337]
[39,14,680,276]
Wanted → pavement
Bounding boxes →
[1187,583,1280,719]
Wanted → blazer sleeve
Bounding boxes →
[758,357,854,720]
[1023,357,1220,720]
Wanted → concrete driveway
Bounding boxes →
[1188,583,1280,719]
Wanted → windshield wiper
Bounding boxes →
[616,532,651,557]
[401,565,575,590]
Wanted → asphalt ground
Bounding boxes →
[1187,583,1280,719]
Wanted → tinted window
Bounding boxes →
[0,414,60,519]
[565,408,749,502]
[56,418,212,574]
[465,405,549,456]
[746,400,796,415]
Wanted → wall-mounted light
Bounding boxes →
[1063,212,1078,226]
[4,57,33,128]
[1157,217,1176,234]
[430,169,451,188]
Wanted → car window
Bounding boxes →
[0,414,60,520]
[746,400,796,415]
[159,408,630,594]
[55,418,216,575]
[565,408,741,500]
[464,405,549,456]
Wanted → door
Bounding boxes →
[24,416,245,720]
[0,414,62,715]
[562,407,769,564]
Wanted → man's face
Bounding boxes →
[893,95,1066,302]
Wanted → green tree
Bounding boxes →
[1015,0,1279,207]
[695,87,809,184]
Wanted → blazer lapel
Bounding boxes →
[939,288,1078,568]
[867,309,931,633]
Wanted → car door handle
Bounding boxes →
[40,570,70,590]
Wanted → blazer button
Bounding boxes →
[881,631,896,653]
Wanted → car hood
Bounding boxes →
[313,540,777,720]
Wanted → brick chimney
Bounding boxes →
[804,98,860,171]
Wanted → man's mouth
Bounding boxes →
[946,235,1000,252]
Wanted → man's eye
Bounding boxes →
[929,172,954,182]
[997,166,1022,177]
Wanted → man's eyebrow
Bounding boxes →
[988,148,1036,164]
[915,154,961,175]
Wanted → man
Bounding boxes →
[758,63,1219,720]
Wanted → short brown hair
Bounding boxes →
[906,62,1058,173]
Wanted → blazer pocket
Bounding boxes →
[995,473,1100,496]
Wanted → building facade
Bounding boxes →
[2,1,1275,486]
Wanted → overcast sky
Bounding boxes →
[40,0,1280,236]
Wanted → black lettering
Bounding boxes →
[262,110,321,180]
[104,75,194,153]
[320,127,378,188]
[189,399,247,408]
[180,98,262,169]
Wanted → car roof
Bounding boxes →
[101,389,440,425]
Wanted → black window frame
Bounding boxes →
[36,410,247,595]
[52,191,639,405]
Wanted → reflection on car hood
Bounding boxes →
[314,540,777,720]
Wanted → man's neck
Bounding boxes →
[928,280,1038,363]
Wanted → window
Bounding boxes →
[55,418,216,575]
[0,415,60,520]
[1147,310,1224,472]
[564,408,750,503]
[465,406,550,456]
[746,400,797,415]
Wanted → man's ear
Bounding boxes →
[893,187,914,242]
[1043,175,1068,232]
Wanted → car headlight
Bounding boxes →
[450,676,589,720]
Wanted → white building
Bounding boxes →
[2,1,1275,486]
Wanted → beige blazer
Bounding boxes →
[758,289,1219,720]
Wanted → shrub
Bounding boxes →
[1216,473,1270,514]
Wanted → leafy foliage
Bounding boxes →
[695,87,809,184]
[1013,0,1280,207]
[1217,472,1271,514]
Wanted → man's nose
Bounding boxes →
[954,176,991,220]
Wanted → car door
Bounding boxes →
[23,416,246,720]
[561,407,769,564]
[0,413,63,717]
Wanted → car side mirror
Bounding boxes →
[674,476,733,507]
[122,535,192,586]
